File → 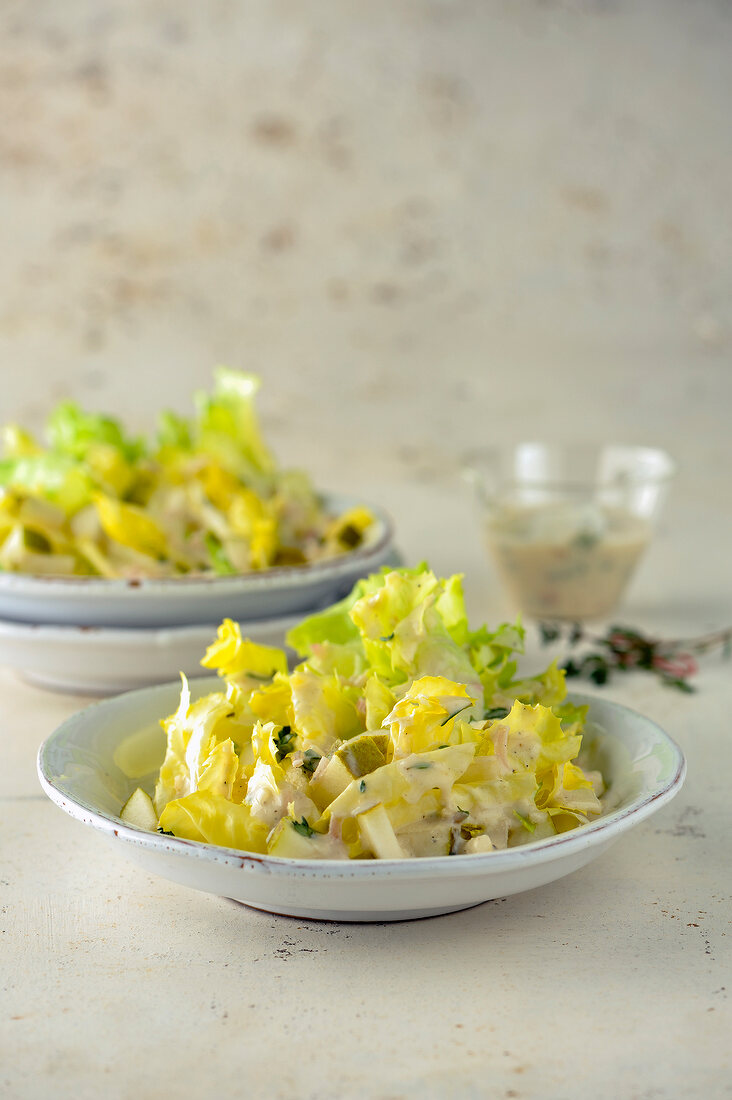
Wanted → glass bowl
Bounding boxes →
[466,444,675,622]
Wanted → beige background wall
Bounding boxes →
[2,10,731,1097]
[2,0,730,617]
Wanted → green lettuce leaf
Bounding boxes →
[286,592,362,655]
[0,455,93,515]
[158,790,269,852]
[47,401,145,463]
[156,409,193,451]
[502,659,568,710]
[193,368,276,485]
[285,563,415,657]
[350,569,483,693]
[288,666,363,752]
[201,618,288,682]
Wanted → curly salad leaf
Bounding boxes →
[0,369,374,579]
[123,566,604,860]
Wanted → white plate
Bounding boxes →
[0,615,301,695]
[0,494,396,628]
[38,682,686,921]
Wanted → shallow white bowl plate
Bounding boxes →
[38,682,686,921]
[0,614,301,695]
[0,495,396,628]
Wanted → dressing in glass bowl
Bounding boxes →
[468,444,675,622]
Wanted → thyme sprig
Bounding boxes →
[538,623,732,692]
[274,725,297,761]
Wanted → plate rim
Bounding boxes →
[37,683,687,882]
[0,612,304,644]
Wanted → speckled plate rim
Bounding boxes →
[0,613,303,647]
[0,613,303,694]
[37,684,686,884]
[0,493,393,598]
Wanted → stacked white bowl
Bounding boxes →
[0,493,397,694]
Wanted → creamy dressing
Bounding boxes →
[244,762,318,829]
[396,757,466,806]
[486,501,650,620]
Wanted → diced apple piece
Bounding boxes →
[308,755,355,810]
[326,762,409,820]
[464,834,495,854]
[396,818,452,858]
[356,804,405,860]
[120,787,158,832]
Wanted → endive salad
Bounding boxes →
[0,369,373,579]
[122,565,605,860]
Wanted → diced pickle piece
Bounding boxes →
[336,733,388,778]
[356,804,405,860]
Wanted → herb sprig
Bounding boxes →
[274,725,297,761]
[539,622,732,692]
[300,749,321,775]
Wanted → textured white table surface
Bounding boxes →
[1,2,732,1098]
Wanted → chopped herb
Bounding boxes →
[204,532,237,575]
[484,706,509,721]
[410,762,432,770]
[157,827,175,836]
[274,725,297,761]
[359,779,366,793]
[661,676,695,694]
[301,749,321,775]
[291,817,315,838]
[513,810,536,833]
[338,523,362,548]
[274,546,307,567]
[379,632,395,642]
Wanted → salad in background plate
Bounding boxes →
[0,369,373,580]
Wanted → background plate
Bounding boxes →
[0,494,396,628]
[0,615,300,695]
